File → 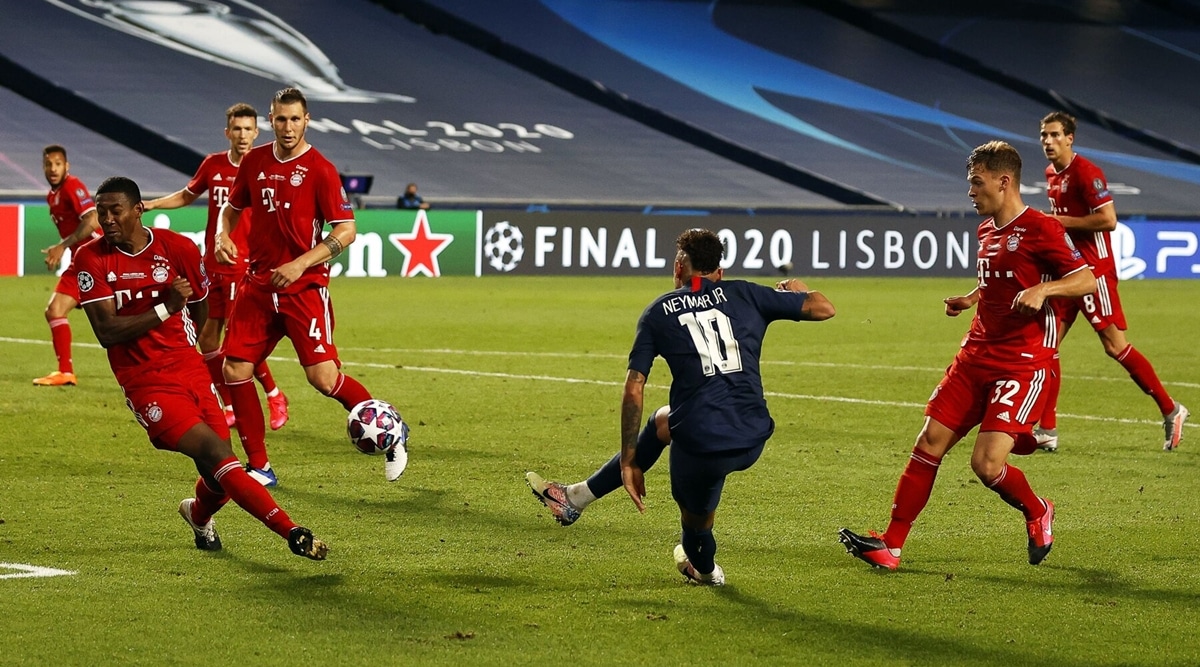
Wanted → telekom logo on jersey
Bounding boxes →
[210,185,231,208]
[260,187,277,212]
[114,288,165,310]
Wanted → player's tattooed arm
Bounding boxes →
[620,370,648,513]
[321,234,344,259]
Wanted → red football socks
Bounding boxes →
[211,458,295,538]
[986,464,1045,521]
[328,373,371,411]
[1040,355,1061,430]
[190,475,230,525]
[49,317,73,373]
[882,448,943,550]
[254,361,278,395]
[203,350,233,407]
[227,378,268,469]
[1117,345,1174,414]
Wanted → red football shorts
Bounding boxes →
[925,357,1052,440]
[121,358,229,451]
[206,270,242,320]
[53,262,80,301]
[223,281,340,367]
[1055,271,1127,332]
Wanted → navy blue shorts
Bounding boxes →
[669,442,765,515]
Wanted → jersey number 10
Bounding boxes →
[678,309,744,376]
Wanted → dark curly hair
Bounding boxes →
[676,228,725,274]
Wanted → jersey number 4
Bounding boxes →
[678,309,743,376]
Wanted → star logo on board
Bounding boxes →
[389,211,453,278]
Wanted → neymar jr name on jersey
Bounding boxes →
[660,288,729,316]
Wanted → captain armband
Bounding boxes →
[321,235,345,259]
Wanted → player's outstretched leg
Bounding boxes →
[525,471,583,526]
[1164,402,1189,451]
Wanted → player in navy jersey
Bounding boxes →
[839,141,1095,571]
[73,176,326,561]
[1034,111,1187,452]
[527,228,835,585]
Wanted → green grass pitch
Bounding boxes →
[1,274,1197,666]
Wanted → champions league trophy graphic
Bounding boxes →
[43,0,415,103]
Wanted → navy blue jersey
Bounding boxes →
[628,278,808,454]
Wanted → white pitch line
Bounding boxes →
[0,563,76,579]
[334,344,1200,389]
[1,336,1193,428]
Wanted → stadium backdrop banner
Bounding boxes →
[13,205,478,278]
[6,204,1198,279]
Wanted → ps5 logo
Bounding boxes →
[42,0,414,103]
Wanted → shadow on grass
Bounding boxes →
[706,585,1104,667]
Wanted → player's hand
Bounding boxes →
[42,243,66,271]
[621,463,647,513]
[214,233,238,265]
[944,295,973,317]
[166,277,192,313]
[1011,286,1045,316]
[271,260,305,289]
[776,277,809,292]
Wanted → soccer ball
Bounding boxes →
[347,399,407,455]
[483,221,524,272]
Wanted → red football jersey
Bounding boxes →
[46,174,96,252]
[185,151,253,276]
[1045,154,1116,278]
[74,228,210,386]
[959,207,1088,371]
[226,143,354,293]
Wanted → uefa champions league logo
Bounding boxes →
[484,221,524,272]
[42,0,415,103]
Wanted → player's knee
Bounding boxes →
[307,372,337,395]
[653,406,671,442]
[222,357,254,383]
[969,454,1003,482]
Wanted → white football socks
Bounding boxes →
[565,482,597,509]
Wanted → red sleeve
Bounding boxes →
[1077,160,1114,212]
[73,242,111,306]
[67,177,96,216]
[185,156,212,195]
[172,232,209,302]
[1038,216,1089,278]
[227,151,253,211]
[316,157,355,225]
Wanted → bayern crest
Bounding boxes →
[152,264,170,283]
[146,404,163,423]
